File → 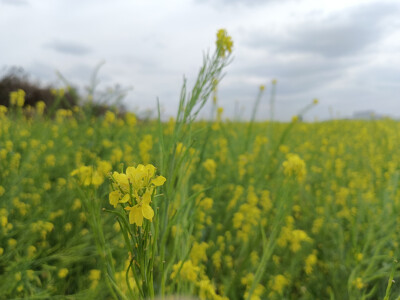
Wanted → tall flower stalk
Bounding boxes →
[106,164,166,299]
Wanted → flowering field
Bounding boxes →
[1,31,400,300]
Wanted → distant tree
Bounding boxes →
[0,67,79,110]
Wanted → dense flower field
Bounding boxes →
[1,30,400,300]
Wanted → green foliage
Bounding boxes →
[1,30,400,300]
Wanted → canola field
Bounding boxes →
[1,30,400,300]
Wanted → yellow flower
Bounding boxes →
[190,242,209,265]
[64,222,72,232]
[353,277,364,289]
[17,89,25,107]
[36,101,46,114]
[45,154,56,167]
[109,190,121,208]
[269,274,289,295]
[125,112,137,126]
[171,260,200,282]
[112,165,166,195]
[72,198,82,210]
[89,269,101,281]
[355,253,363,262]
[203,159,217,179]
[71,165,104,186]
[58,268,69,278]
[104,111,116,123]
[282,153,306,182]
[27,245,37,258]
[27,270,35,280]
[304,250,318,275]
[15,272,22,281]
[216,29,233,58]
[0,105,7,115]
[8,238,17,248]
[125,164,165,190]
[125,189,154,226]
[9,89,25,107]
[109,164,166,226]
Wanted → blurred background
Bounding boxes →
[0,0,399,121]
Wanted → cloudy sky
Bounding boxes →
[1,0,399,121]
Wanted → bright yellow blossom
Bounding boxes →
[125,189,154,226]
[109,164,166,226]
[282,153,306,182]
[216,29,233,57]
[58,268,69,278]
[171,260,200,282]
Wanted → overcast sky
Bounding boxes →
[1,0,399,121]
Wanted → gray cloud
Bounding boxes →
[45,41,92,56]
[232,54,352,98]
[247,2,399,58]
[1,0,399,121]
[195,0,286,7]
[27,62,56,82]
[221,1,400,119]
[0,0,28,6]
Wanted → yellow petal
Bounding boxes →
[114,173,129,191]
[142,190,152,205]
[136,164,145,172]
[92,172,103,186]
[125,166,136,177]
[129,206,143,226]
[152,176,166,186]
[109,191,120,208]
[120,194,130,203]
[145,164,156,178]
[142,204,154,221]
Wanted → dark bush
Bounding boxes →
[0,67,79,109]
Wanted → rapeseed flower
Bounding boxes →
[190,242,209,265]
[0,105,7,116]
[27,245,37,258]
[9,89,25,107]
[282,153,306,182]
[70,165,103,186]
[89,269,101,289]
[109,164,166,226]
[203,159,217,179]
[171,260,200,282]
[216,29,233,58]
[353,277,364,289]
[125,189,154,226]
[268,274,289,296]
[58,268,69,278]
[36,101,46,115]
[304,250,318,275]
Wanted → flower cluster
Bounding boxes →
[9,89,25,107]
[109,164,166,226]
[282,153,306,182]
[216,29,233,58]
[70,161,112,187]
